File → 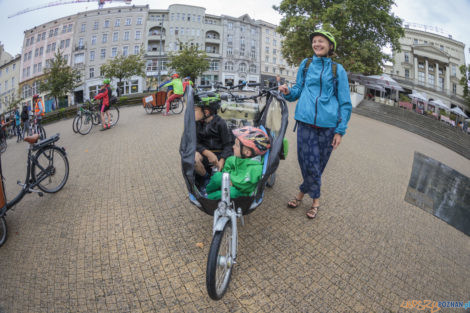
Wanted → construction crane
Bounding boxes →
[8,0,132,18]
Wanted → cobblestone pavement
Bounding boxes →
[0,104,469,313]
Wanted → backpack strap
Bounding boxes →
[332,62,342,125]
[302,58,312,87]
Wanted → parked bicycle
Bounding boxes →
[29,115,46,140]
[0,133,69,247]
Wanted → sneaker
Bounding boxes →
[100,125,108,131]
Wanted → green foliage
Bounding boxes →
[100,51,146,85]
[273,0,404,74]
[459,64,470,107]
[399,94,411,102]
[439,109,447,116]
[167,42,209,80]
[39,50,81,105]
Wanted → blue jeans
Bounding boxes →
[297,122,335,199]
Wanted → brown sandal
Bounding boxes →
[306,206,319,219]
[287,198,302,209]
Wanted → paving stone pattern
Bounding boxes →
[0,105,469,313]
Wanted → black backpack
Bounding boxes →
[107,86,117,105]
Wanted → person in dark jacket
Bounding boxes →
[279,30,352,219]
[194,94,232,184]
[21,105,30,138]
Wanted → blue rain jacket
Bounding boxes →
[285,56,352,135]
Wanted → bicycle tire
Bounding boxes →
[206,220,234,300]
[38,126,46,140]
[72,115,79,133]
[32,146,69,193]
[78,114,93,135]
[0,139,7,153]
[171,99,184,114]
[0,216,6,247]
[144,103,153,114]
[92,112,100,126]
[108,106,119,126]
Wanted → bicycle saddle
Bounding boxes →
[24,134,40,144]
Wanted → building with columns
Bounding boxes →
[390,26,467,110]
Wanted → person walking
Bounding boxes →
[21,105,30,138]
[279,30,352,219]
[14,107,22,142]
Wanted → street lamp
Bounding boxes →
[158,21,163,87]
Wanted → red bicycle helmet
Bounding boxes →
[172,73,179,78]
[33,94,39,99]
[233,126,271,156]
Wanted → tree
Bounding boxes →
[459,64,470,107]
[167,42,209,81]
[273,0,404,74]
[100,52,146,96]
[40,50,81,108]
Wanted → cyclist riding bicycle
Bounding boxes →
[162,73,184,116]
[94,78,112,130]
[33,94,45,126]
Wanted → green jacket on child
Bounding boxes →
[205,155,263,200]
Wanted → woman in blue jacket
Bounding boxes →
[279,30,352,219]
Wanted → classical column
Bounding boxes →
[435,63,439,90]
[425,59,428,86]
[414,56,418,83]
[445,65,450,93]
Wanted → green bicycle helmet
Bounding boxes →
[309,29,336,52]
[194,92,221,115]
[103,78,111,85]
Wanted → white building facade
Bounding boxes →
[0,55,21,114]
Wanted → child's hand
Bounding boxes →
[217,159,225,171]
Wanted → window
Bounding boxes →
[265,65,269,72]
[251,39,255,48]
[35,48,39,57]
[59,40,65,49]
[125,18,131,26]
[171,13,175,21]
[266,29,270,35]
[36,34,41,42]
[89,67,94,78]
[273,57,277,64]
[66,39,70,48]
[30,37,34,45]
[439,45,444,51]
[265,37,270,44]
[180,28,184,35]
[122,46,129,56]
[68,24,72,32]
[228,22,233,29]
[210,60,219,71]
[115,19,120,27]
[240,46,245,56]
[39,47,43,56]
[227,34,233,44]
[93,21,99,30]
[239,63,247,72]
[137,17,142,25]
[273,67,276,74]
[452,83,457,94]
[51,43,56,52]
[104,20,110,28]
[62,25,67,33]
[273,48,277,54]
[91,36,97,45]
[428,74,434,86]
[413,38,418,44]
[54,27,58,36]
[182,13,185,21]
[113,32,119,42]
[102,34,108,43]
[46,45,51,53]
[78,37,84,48]
[265,55,269,62]
[37,63,42,73]
[117,80,139,95]
[42,32,46,40]
[135,31,141,40]
[250,50,256,59]
[405,69,409,78]
[227,47,232,56]
[451,65,457,77]
[197,15,201,22]
[49,29,54,38]
[124,31,130,40]
[175,27,179,35]
[26,38,30,46]
[100,48,106,59]
[225,62,233,71]
[74,53,84,64]
[418,71,425,83]
[111,47,117,57]
[418,62,424,69]
[404,52,409,63]
[197,29,200,37]
[89,85,100,99]
[273,39,277,46]
[90,50,95,61]
[134,45,140,55]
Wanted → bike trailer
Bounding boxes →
[180,86,289,216]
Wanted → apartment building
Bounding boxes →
[0,54,21,114]
[391,25,467,109]
[19,15,77,110]
[257,20,296,87]
[72,5,149,102]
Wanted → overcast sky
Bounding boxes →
[0,0,469,62]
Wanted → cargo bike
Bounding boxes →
[180,83,288,300]
[142,89,184,115]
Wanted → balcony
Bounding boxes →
[74,45,86,52]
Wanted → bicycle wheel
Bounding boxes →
[108,106,119,126]
[78,114,93,135]
[72,115,80,133]
[0,139,7,153]
[32,146,69,193]
[92,112,100,125]
[206,220,234,300]
[144,103,153,114]
[0,216,6,247]
[171,99,184,114]
[38,126,46,140]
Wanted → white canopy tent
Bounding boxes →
[366,74,405,92]
[450,107,469,118]
[409,91,427,102]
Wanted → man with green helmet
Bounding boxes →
[279,29,352,219]
[94,78,113,130]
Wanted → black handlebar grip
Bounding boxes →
[247,83,261,87]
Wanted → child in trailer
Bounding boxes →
[205,126,271,200]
